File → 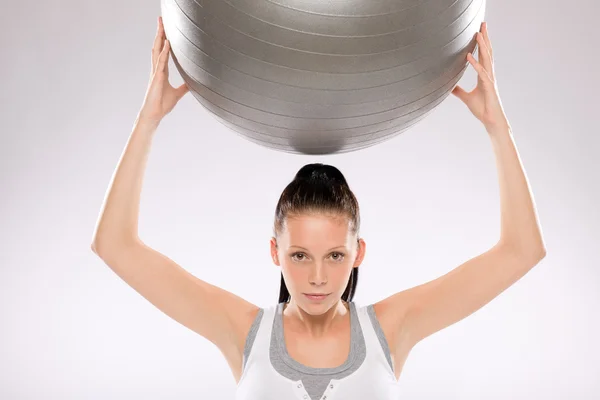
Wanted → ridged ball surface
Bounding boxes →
[161,0,486,154]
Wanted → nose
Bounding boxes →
[308,263,327,286]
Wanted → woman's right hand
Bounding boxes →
[138,16,189,126]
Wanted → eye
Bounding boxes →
[290,252,345,262]
[291,252,306,261]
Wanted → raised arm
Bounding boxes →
[374,22,547,356]
[90,17,258,381]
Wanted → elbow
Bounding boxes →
[90,232,101,255]
[499,239,547,265]
[90,238,108,258]
[537,245,547,259]
[90,240,105,256]
[90,231,106,256]
[525,237,547,261]
[91,234,138,259]
[527,245,547,265]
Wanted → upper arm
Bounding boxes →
[92,239,259,360]
[375,242,546,350]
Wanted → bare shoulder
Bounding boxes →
[221,298,262,383]
[92,240,262,382]
[372,291,416,355]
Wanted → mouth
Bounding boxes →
[303,293,330,301]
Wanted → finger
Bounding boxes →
[467,52,493,85]
[475,32,493,77]
[482,22,493,60]
[158,39,170,73]
[451,84,469,103]
[152,17,165,73]
[152,18,164,59]
[175,83,189,101]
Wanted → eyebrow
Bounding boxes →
[290,245,346,252]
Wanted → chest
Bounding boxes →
[237,364,400,400]
[285,330,351,368]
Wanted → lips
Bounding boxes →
[304,293,330,301]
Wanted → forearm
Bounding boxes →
[91,116,159,253]
[488,124,546,258]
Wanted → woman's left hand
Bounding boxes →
[452,22,510,133]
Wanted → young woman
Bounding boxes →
[91,17,546,400]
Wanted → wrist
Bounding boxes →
[487,124,515,150]
[485,119,512,137]
[133,113,161,132]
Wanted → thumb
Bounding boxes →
[175,83,189,101]
[451,85,471,104]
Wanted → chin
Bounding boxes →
[297,296,336,314]
[300,305,328,316]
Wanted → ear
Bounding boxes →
[270,237,281,266]
[353,238,366,268]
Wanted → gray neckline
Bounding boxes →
[273,301,360,376]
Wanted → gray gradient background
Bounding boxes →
[1,0,598,398]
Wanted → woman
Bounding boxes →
[91,17,546,399]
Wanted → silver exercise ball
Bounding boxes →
[160,0,486,155]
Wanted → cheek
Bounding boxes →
[332,265,353,285]
[281,261,353,291]
[281,262,305,289]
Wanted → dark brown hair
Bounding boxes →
[273,163,361,303]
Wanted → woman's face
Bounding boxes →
[270,213,366,314]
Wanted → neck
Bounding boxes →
[283,299,350,337]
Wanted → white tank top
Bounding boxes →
[235,301,402,400]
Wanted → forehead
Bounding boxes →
[279,213,353,248]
